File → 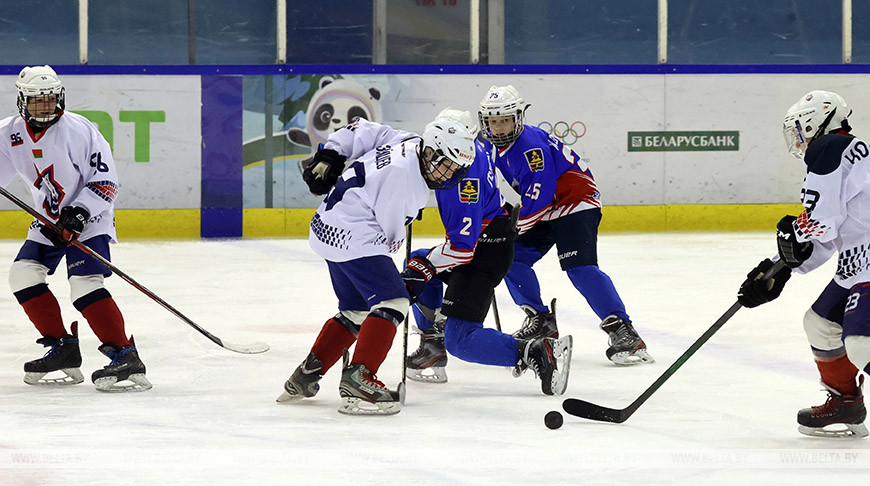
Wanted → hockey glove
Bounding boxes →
[776,215,814,268]
[302,144,347,196]
[737,258,792,308]
[40,206,89,247]
[401,257,436,304]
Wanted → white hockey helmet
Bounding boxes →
[420,120,476,190]
[435,107,479,137]
[478,85,528,147]
[16,65,65,129]
[782,90,851,159]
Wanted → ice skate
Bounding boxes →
[23,321,84,386]
[91,337,152,392]
[600,315,654,365]
[406,320,448,384]
[797,378,868,438]
[277,352,323,402]
[517,335,573,395]
[338,351,405,415]
[512,298,559,341]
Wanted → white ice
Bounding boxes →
[1,233,869,486]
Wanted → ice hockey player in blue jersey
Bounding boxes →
[737,90,870,438]
[404,108,572,396]
[478,85,653,366]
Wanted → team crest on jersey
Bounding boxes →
[33,165,65,219]
[458,178,479,203]
[524,148,545,172]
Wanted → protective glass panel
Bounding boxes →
[668,0,841,64]
[504,1,657,64]
[386,0,475,64]
[0,0,78,65]
[286,1,373,64]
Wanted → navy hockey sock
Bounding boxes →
[566,265,629,321]
[444,318,519,366]
[411,280,444,333]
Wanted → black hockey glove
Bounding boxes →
[737,258,792,308]
[401,257,436,304]
[302,144,347,196]
[776,215,814,268]
[479,204,520,244]
[40,206,89,247]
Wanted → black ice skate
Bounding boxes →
[276,352,323,402]
[91,338,152,392]
[600,315,654,365]
[797,378,868,438]
[512,298,559,341]
[338,351,405,415]
[406,320,448,384]
[23,321,84,386]
[516,335,573,395]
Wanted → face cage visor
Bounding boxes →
[480,112,523,147]
[783,119,807,160]
[423,149,470,190]
[18,90,64,128]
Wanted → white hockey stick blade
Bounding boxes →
[220,340,271,354]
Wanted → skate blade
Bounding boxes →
[276,390,302,402]
[608,347,655,366]
[24,368,84,386]
[338,397,402,415]
[548,335,573,396]
[94,373,152,393]
[798,423,870,438]
[405,366,448,384]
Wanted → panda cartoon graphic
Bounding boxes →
[287,76,382,173]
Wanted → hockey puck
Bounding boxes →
[544,410,563,430]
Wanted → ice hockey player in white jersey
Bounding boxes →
[737,90,870,438]
[0,65,150,392]
[278,117,475,415]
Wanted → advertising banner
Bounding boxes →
[242,72,870,208]
[0,75,201,210]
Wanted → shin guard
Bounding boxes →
[74,290,130,347]
[351,315,398,375]
[816,355,860,396]
[15,284,67,338]
[310,317,358,374]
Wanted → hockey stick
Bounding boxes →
[402,223,413,384]
[0,186,269,354]
[562,259,787,423]
[491,293,502,332]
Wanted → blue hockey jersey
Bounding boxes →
[428,139,506,272]
[490,125,600,234]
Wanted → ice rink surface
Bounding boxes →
[1,233,869,485]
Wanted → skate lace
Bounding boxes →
[360,370,387,391]
[610,322,638,346]
[517,315,546,338]
[811,393,843,417]
[35,337,70,361]
[107,347,133,367]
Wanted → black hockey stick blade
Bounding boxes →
[562,399,630,423]
[562,259,786,424]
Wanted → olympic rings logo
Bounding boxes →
[537,121,587,145]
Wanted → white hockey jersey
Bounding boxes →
[0,111,118,244]
[790,133,870,287]
[309,122,430,262]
